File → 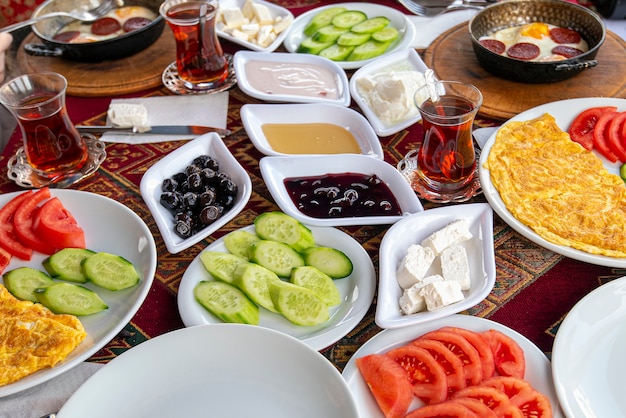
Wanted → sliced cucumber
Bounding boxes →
[301,246,353,279]
[372,26,399,43]
[254,212,315,252]
[312,25,349,43]
[232,262,280,313]
[269,281,329,326]
[347,39,392,61]
[223,230,260,260]
[319,43,355,61]
[35,282,108,316]
[42,248,96,283]
[297,37,334,55]
[194,280,259,325]
[3,267,54,302]
[331,10,367,29]
[290,266,341,307]
[350,16,390,34]
[200,251,248,283]
[249,240,304,277]
[336,31,370,47]
[82,252,140,291]
[303,6,347,37]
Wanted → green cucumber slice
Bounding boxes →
[42,248,96,283]
[312,25,349,43]
[200,251,248,283]
[254,212,315,252]
[269,281,329,326]
[249,240,304,277]
[371,26,399,43]
[297,37,334,55]
[223,230,260,260]
[194,280,259,324]
[232,263,280,313]
[3,267,54,302]
[303,6,347,36]
[347,39,392,61]
[336,31,371,47]
[331,10,367,29]
[350,16,390,34]
[301,246,353,279]
[35,282,108,316]
[319,43,355,61]
[290,266,341,306]
[81,252,140,291]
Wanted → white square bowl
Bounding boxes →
[140,133,252,254]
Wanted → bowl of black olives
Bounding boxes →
[140,133,252,253]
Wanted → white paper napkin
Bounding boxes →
[101,93,229,144]
[1,362,104,418]
[408,9,479,49]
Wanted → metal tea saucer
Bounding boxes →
[162,54,236,95]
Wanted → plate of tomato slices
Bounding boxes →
[342,314,564,418]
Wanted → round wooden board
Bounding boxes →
[423,23,626,121]
[16,28,176,97]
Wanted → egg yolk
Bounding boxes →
[115,6,140,18]
[519,22,550,39]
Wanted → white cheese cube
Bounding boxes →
[440,244,471,290]
[107,103,148,131]
[256,24,275,47]
[396,244,435,289]
[421,219,473,255]
[252,2,274,25]
[242,0,256,20]
[399,275,444,315]
[240,22,260,36]
[273,15,293,34]
[230,28,250,42]
[419,281,465,311]
[222,8,248,29]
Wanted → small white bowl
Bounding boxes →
[259,154,423,227]
[233,51,350,106]
[350,48,429,137]
[241,103,384,158]
[140,133,252,254]
[216,0,294,53]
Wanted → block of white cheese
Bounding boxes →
[421,219,473,256]
[222,8,248,29]
[396,244,435,289]
[440,244,471,291]
[399,274,444,315]
[419,280,465,311]
[107,103,149,132]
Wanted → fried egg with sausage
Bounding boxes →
[484,113,626,258]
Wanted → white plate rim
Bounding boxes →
[478,97,626,268]
[283,2,416,70]
[0,189,156,398]
[177,224,376,351]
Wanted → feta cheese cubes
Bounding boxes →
[396,244,435,289]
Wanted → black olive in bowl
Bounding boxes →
[469,0,605,83]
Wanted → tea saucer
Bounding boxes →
[162,54,236,95]
[7,134,106,189]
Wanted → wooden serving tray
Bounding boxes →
[17,28,176,97]
[423,23,626,121]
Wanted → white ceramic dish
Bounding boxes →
[0,189,156,398]
[233,51,351,105]
[375,203,496,329]
[479,97,626,268]
[140,133,252,254]
[177,224,376,351]
[342,314,564,418]
[57,324,359,418]
[552,276,626,418]
[216,0,294,53]
[240,103,383,158]
[259,154,423,227]
[350,48,429,137]
[283,2,416,70]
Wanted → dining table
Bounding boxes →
[1,0,626,415]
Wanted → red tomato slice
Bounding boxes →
[482,330,526,379]
[0,191,33,260]
[593,111,620,162]
[451,398,498,418]
[481,376,532,400]
[440,326,495,381]
[356,353,414,418]
[453,386,524,418]
[510,388,553,418]
[33,197,85,249]
[412,338,467,395]
[13,187,56,255]
[404,401,479,418]
[568,106,617,150]
[0,246,11,274]
[417,330,483,386]
[607,111,626,163]
[386,345,448,405]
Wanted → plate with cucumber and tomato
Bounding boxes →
[283,3,416,70]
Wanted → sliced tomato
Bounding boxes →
[404,401,478,418]
[440,326,495,380]
[593,111,620,162]
[33,196,85,249]
[356,353,414,418]
[13,187,56,255]
[451,398,498,417]
[412,338,467,395]
[417,330,483,386]
[481,376,532,400]
[386,345,448,405]
[482,329,526,379]
[568,106,617,150]
[607,111,626,163]
[0,246,11,274]
[453,386,523,418]
[0,191,33,260]
[510,388,553,418]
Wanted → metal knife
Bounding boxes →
[76,125,231,138]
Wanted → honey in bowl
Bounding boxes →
[261,123,361,154]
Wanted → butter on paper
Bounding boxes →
[107,103,149,132]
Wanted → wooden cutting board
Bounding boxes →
[423,23,626,121]
[16,28,176,97]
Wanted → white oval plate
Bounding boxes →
[552,276,626,418]
[350,48,429,137]
[241,103,383,158]
[216,0,294,52]
[233,51,350,105]
[177,224,375,351]
[479,98,626,268]
[58,324,359,418]
[140,133,252,254]
[0,189,156,398]
[259,154,424,227]
[375,203,496,329]
[343,314,564,418]
[283,2,416,70]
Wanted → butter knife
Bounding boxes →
[76,125,231,138]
